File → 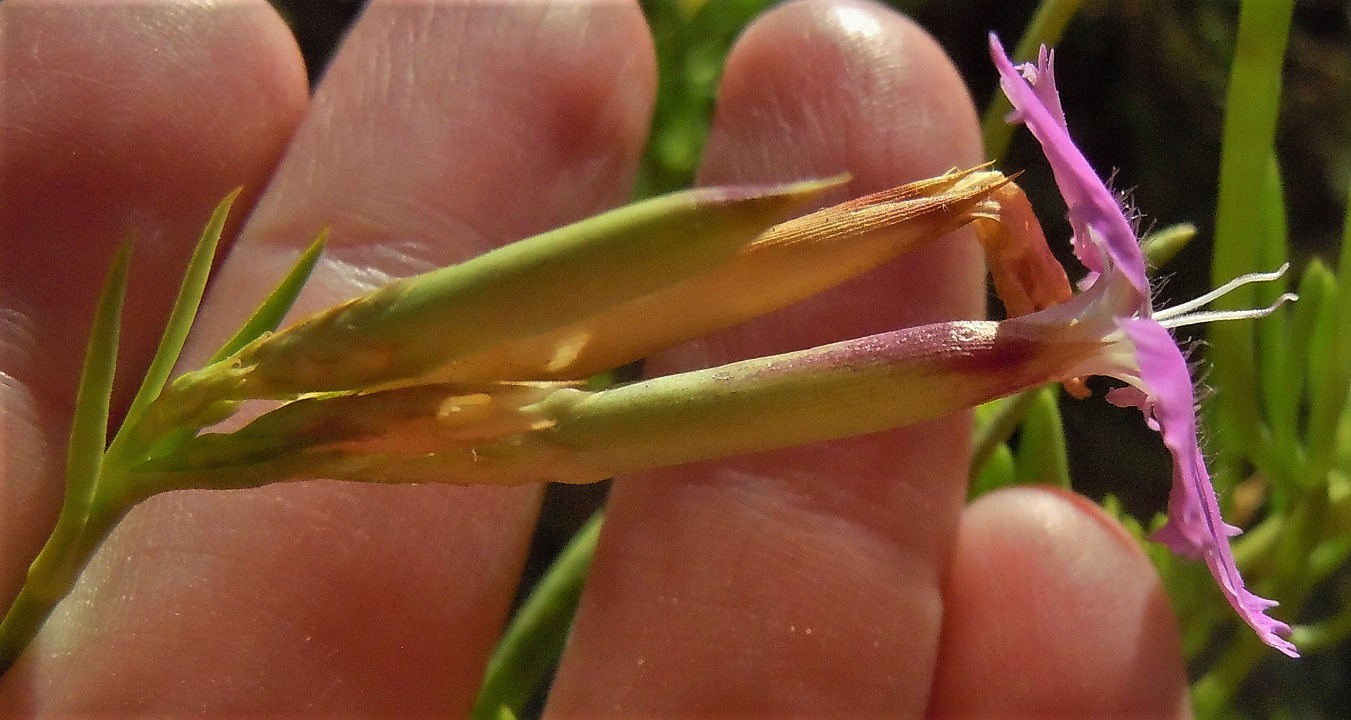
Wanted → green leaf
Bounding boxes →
[113,189,239,448]
[1338,397,1351,473]
[1140,222,1197,270]
[211,229,327,363]
[969,390,1039,485]
[2,245,142,662]
[1306,181,1351,479]
[981,0,1087,160]
[1254,156,1292,454]
[66,243,132,511]
[637,0,773,196]
[1014,385,1070,489]
[1264,260,1329,486]
[1207,0,1294,464]
[969,441,1016,501]
[1268,261,1332,485]
[125,231,329,468]
[470,512,602,720]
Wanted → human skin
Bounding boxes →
[0,0,1189,716]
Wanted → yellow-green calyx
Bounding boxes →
[0,165,1080,666]
[151,167,1026,435]
[128,165,1084,493]
[132,320,1105,490]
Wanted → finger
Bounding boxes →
[0,0,305,610]
[927,487,1190,717]
[0,2,655,716]
[546,1,984,716]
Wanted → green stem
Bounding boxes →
[1191,632,1268,719]
[969,388,1041,482]
[469,512,602,720]
[981,0,1086,160]
[0,495,131,666]
[0,245,131,666]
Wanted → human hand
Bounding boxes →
[0,0,1190,715]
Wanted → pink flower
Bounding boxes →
[990,33,1298,657]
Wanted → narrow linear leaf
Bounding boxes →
[1014,385,1070,488]
[470,512,602,720]
[969,441,1016,501]
[1338,391,1351,472]
[1208,0,1294,460]
[981,0,1086,159]
[1307,199,1351,477]
[132,232,329,468]
[67,244,132,510]
[1305,289,1336,425]
[117,189,239,437]
[211,229,327,363]
[1272,261,1331,480]
[1254,157,1292,453]
[969,389,1039,484]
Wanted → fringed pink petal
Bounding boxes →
[991,32,1297,657]
[989,34,1149,308]
[1119,319,1297,657]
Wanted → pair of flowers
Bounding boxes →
[138,36,1296,657]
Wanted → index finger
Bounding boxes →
[0,2,656,715]
[545,0,984,715]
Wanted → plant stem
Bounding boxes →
[981,0,1086,160]
[1190,632,1267,719]
[0,494,131,667]
[969,389,1040,483]
[469,512,602,720]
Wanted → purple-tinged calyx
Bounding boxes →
[990,33,1299,657]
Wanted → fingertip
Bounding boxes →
[2,0,307,217]
[929,486,1190,718]
[552,4,985,716]
[0,0,306,611]
[3,2,657,715]
[678,0,984,364]
[701,0,981,193]
[194,0,658,347]
[238,0,656,267]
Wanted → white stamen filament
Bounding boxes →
[1159,292,1299,329]
[1154,263,1290,322]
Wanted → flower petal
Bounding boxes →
[1117,319,1297,657]
[988,34,1149,307]
[989,33,1297,658]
